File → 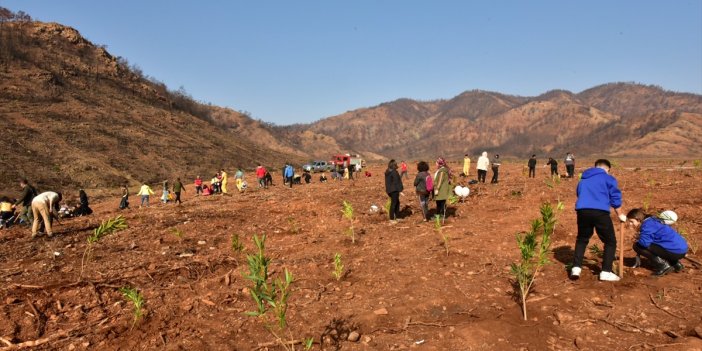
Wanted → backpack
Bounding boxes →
[416,172,434,195]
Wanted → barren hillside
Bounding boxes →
[289,84,702,160]
[0,18,300,192]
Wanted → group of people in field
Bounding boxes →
[2,152,691,282]
[384,154,689,281]
[0,178,93,237]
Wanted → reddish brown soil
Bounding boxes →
[1,161,702,350]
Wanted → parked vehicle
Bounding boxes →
[302,160,334,173]
[331,154,365,168]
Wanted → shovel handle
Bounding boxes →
[619,221,625,278]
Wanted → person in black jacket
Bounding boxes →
[74,189,93,216]
[527,155,537,178]
[546,157,559,176]
[384,159,403,222]
[13,178,37,225]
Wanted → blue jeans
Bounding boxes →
[418,194,430,220]
[141,195,149,207]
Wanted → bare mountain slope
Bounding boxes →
[291,84,701,160]
[0,19,297,191]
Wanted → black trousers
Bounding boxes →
[436,199,446,219]
[174,192,182,204]
[477,169,487,183]
[388,191,400,220]
[573,209,617,272]
[550,167,558,176]
[633,242,685,264]
[528,167,535,178]
[490,166,499,183]
[286,176,293,188]
[566,165,575,178]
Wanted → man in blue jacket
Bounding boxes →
[284,163,294,188]
[570,159,627,282]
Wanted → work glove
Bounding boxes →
[434,189,439,196]
[618,214,627,223]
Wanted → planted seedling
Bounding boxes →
[304,338,314,350]
[341,200,355,243]
[120,286,145,328]
[588,244,604,258]
[268,269,294,329]
[244,234,272,317]
[81,215,127,279]
[434,215,449,256]
[384,198,391,219]
[231,233,244,254]
[332,253,344,281]
[287,217,300,234]
[171,227,184,242]
[510,202,557,320]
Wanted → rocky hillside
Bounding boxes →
[291,84,702,160]
[0,16,300,192]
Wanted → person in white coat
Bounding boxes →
[476,152,490,183]
[31,191,62,238]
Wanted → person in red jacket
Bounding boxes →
[256,164,267,188]
[194,176,203,196]
[400,161,409,179]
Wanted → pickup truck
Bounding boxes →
[302,161,334,173]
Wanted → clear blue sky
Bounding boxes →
[3,1,701,124]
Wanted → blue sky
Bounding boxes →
[3,1,701,124]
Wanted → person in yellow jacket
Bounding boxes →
[463,154,471,177]
[137,183,154,208]
[220,168,228,194]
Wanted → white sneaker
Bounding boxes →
[570,267,581,280]
[599,271,620,282]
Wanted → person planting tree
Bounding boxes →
[626,208,687,276]
[570,159,627,282]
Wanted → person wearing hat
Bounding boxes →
[570,159,627,282]
[627,208,687,276]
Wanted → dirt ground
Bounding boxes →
[1,160,702,351]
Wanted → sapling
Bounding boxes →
[244,234,272,317]
[434,215,449,256]
[588,244,604,258]
[510,202,556,320]
[288,217,300,234]
[171,227,184,242]
[231,233,244,254]
[341,200,355,243]
[384,198,391,219]
[332,253,344,281]
[694,160,701,169]
[304,338,314,350]
[81,215,127,278]
[120,286,145,328]
[268,269,294,329]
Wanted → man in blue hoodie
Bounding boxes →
[284,163,294,188]
[570,159,627,282]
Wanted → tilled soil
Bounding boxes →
[1,161,702,350]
